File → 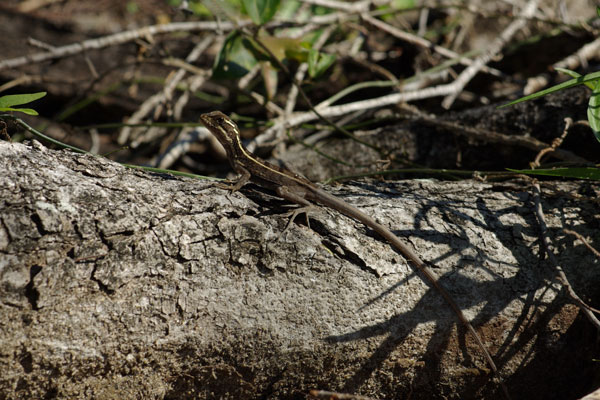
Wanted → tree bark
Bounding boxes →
[0,140,598,399]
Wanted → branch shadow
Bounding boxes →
[323,190,561,397]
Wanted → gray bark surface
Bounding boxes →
[0,140,598,399]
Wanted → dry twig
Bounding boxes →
[532,182,600,328]
[563,229,600,259]
[525,36,600,95]
[441,0,540,108]
[119,38,213,146]
[0,21,239,71]
[309,389,378,400]
[530,118,572,168]
[361,13,504,77]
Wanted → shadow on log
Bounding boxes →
[0,140,599,399]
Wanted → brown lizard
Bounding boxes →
[200,110,509,398]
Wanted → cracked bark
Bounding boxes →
[0,140,599,400]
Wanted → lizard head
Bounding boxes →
[200,111,241,151]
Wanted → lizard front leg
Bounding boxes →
[218,167,252,192]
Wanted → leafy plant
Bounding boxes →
[499,69,600,142]
[204,0,336,94]
[501,8,600,143]
[242,0,280,25]
[496,8,600,181]
[499,68,600,180]
[0,92,46,115]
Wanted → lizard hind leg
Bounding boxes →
[275,185,318,232]
[282,205,317,232]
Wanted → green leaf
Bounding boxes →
[307,49,335,78]
[498,70,600,108]
[588,88,600,142]
[277,0,300,18]
[391,0,415,9]
[243,34,310,69]
[212,31,258,79]
[0,92,46,108]
[126,1,139,13]
[554,67,597,90]
[242,0,280,25]
[552,67,600,141]
[554,67,581,79]
[255,35,304,62]
[507,167,600,180]
[0,107,38,115]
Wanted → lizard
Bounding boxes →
[199,110,509,398]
